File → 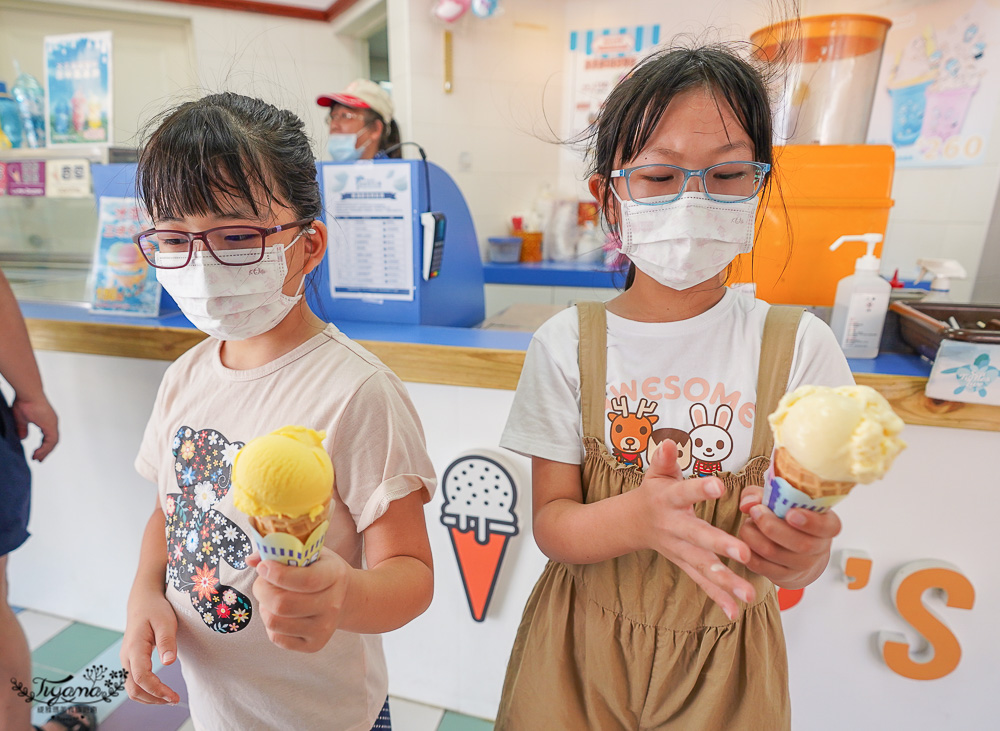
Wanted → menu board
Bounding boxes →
[88,196,161,315]
[322,162,415,302]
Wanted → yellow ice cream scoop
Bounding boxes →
[768,385,905,484]
[232,426,334,520]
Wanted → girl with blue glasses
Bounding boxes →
[497,43,853,729]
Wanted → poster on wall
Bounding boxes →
[567,25,661,138]
[88,196,160,315]
[866,0,999,167]
[44,31,112,146]
[322,162,415,302]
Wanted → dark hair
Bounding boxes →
[361,108,402,159]
[136,92,322,223]
[584,44,780,289]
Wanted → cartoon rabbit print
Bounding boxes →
[688,403,734,477]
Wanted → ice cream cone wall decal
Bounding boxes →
[440,451,520,622]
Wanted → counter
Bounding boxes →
[19,301,1000,432]
[9,303,1000,729]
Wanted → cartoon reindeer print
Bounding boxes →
[688,403,734,477]
[608,396,659,469]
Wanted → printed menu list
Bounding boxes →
[322,162,415,302]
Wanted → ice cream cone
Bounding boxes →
[247,497,331,567]
[250,496,332,543]
[773,448,856,500]
[449,525,510,622]
[763,448,854,518]
[232,426,335,566]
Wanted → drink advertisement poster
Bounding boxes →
[88,196,160,315]
[567,25,661,138]
[867,0,1000,167]
[44,31,113,146]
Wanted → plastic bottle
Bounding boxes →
[11,61,46,148]
[828,233,891,359]
[0,81,24,149]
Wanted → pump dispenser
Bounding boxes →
[828,233,890,358]
[916,258,967,302]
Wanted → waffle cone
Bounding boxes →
[773,448,856,499]
[250,497,331,543]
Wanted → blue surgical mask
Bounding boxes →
[327,132,370,162]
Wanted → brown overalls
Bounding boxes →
[496,302,803,730]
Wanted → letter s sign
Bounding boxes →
[878,560,975,680]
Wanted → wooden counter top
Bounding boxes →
[25,318,1000,432]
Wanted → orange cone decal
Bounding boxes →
[440,453,520,622]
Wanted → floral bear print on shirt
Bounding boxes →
[165,426,253,633]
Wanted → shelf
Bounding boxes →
[483,260,621,288]
[0,145,137,164]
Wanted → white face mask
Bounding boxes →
[155,231,310,341]
[327,131,370,162]
[616,192,757,290]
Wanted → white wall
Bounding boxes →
[555,0,1000,302]
[372,0,567,252]
[1,0,363,161]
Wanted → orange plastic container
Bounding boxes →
[752,15,892,145]
[729,144,894,306]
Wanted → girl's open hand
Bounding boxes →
[635,440,755,620]
[738,485,842,589]
[120,591,180,705]
[249,548,351,653]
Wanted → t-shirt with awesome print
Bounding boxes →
[501,289,853,477]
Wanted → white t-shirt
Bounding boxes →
[135,324,436,731]
[501,290,853,476]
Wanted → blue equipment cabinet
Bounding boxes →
[311,159,485,327]
[91,159,485,328]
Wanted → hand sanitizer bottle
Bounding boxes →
[828,234,891,359]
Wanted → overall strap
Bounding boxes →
[749,305,805,459]
[576,301,608,441]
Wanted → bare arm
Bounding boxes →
[250,488,434,651]
[121,500,179,705]
[531,456,647,563]
[128,504,169,599]
[338,488,434,632]
[0,270,57,460]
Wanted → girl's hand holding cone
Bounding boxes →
[635,440,754,622]
[738,485,842,590]
[249,547,351,653]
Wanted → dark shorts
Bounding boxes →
[0,392,31,557]
[371,697,391,730]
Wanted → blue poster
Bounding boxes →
[89,197,160,315]
[44,31,112,145]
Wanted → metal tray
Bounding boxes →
[889,301,1000,360]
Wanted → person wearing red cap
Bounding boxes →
[317,79,401,161]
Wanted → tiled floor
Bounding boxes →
[15,606,493,730]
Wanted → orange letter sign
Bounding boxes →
[879,561,975,680]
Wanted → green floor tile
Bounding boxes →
[438,710,494,731]
[31,623,123,675]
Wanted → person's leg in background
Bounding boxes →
[0,552,33,730]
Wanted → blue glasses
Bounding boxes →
[611,161,771,204]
